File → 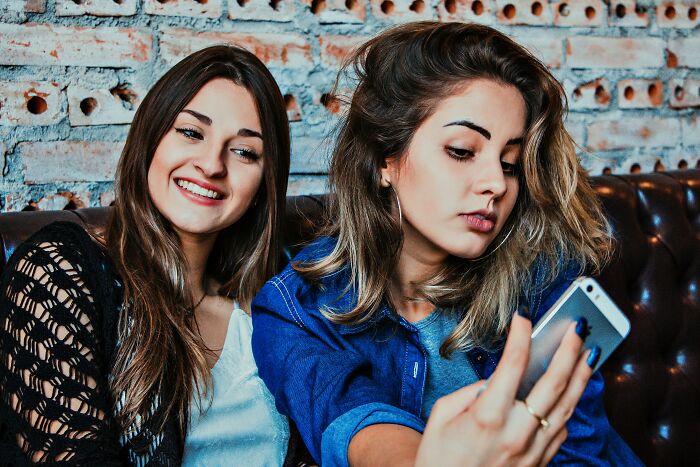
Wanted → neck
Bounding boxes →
[176,229,218,298]
[391,227,447,323]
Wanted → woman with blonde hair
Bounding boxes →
[252,22,641,466]
[0,45,302,465]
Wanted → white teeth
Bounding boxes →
[473,214,486,220]
[176,179,222,200]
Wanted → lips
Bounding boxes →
[175,178,224,200]
[460,210,497,233]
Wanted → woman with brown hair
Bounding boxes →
[252,22,641,466]
[0,45,296,465]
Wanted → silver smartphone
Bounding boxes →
[516,277,631,400]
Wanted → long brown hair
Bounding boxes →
[296,22,611,354]
[106,45,289,433]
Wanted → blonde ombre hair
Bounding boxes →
[295,22,612,355]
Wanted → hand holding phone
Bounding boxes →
[516,277,630,400]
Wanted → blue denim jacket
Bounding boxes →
[251,237,641,466]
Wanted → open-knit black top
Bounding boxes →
[0,222,308,466]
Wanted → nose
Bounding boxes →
[473,153,507,200]
[193,142,227,178]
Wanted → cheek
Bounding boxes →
[229,163,265,200]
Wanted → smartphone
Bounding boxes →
[516,277,631,400]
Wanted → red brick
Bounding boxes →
[301,0,366,23]
[669,78,700,109]
[552,0,605,26]
[668,38,700,68]
[516,36,563,68]
[20,141,123,183]
[617,79,664,109]
[68,83,144,126]
[0,23,151,67]
[144,0,222,18]
[607,0,649,26]
[566,37,664,69]
[656,2,700,28]
[369,0,435,22]
[682,117,700,146]
[229,0,296,21]
[495,0,554,25]
[0,81,63,126]
[587,118,680,151]
[159,28,312,69]
[283,94,302,122]
[56,0,137,16]
[7,0,47,13]
[437,0,495,23]
[566,77,611,110]
[318,35,368,68]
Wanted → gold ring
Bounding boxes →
[524,400,550,430]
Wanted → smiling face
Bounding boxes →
[381,79,526,262]
[147,78,264,238]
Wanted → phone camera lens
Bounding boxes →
[586,285,593,293]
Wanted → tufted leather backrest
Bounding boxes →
[1,170,699,466]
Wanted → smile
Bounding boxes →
[175,179,223,200]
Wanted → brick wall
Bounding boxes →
[1,0,698,211]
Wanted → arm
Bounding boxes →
[0,226,124,464]
[251,275,425,466]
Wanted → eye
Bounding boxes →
[231,147,260,162]
[501,160,520,176]
[445,146,475,161]
[175,127,203,140]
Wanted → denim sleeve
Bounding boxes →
[321,402,425,467]
[251,274,402,464]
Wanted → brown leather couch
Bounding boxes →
[2,170,699,466]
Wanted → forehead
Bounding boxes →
[427,79,527,136]
[182,78,262,132]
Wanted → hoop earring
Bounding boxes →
[470,224,515,261]
[389,184,402,228]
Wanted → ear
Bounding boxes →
[379,156,399,188]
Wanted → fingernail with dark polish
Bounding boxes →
[575,317,589,340]
[587,346,601,368]
[517,305,530,318]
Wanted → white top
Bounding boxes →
[182,307,290,467]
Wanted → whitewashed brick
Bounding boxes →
[318,35,368,68]
[566,37,665,69]
[668,38,700,68]
[301,0,366,23]
[669,78,700,109]
[566,77,610,110]
[587,118,681,151]
[0,81,62,126]
[656,2,700,29]
[144,0,222,18]
[68,84,144,126]
[495,0,554,25]
[682,117,700,146]
[0,24,151,67]
[369,0,436,22]
[607,0,649,27]
[20,141,123,183]
[618,79,664,109]
[56,0,137,16]
[288,175,328,195]
[229,0,296,21]
[159,28,313,69]
[437,0,495,23]
[517,37,562,68]
[552,0,605,26]
[291,137,331,173]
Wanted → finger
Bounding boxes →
[525,320,584,417]
[539,349,595,432]
[479,314,532,414]
[427,380,489,426]
[537,425,567,467]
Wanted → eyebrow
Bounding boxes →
[181,109,263,140]
[444,120,523,146]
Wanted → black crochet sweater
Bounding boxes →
[0,222,308,466]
